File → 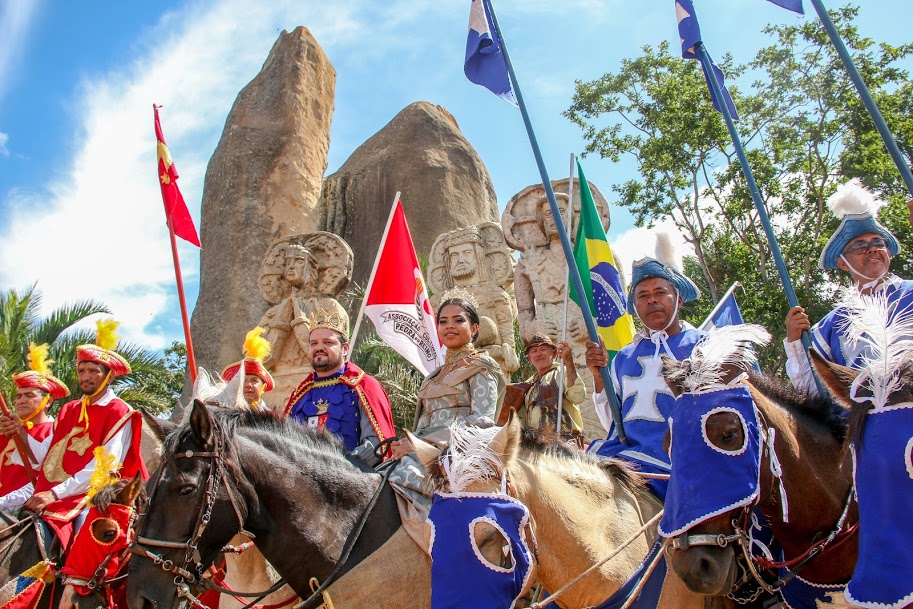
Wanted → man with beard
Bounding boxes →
[785,180,913,395]
[284,308,395,466]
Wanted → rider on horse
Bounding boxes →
[587,234,705,499]
[0,343,68,512]
[785,179,913,394]
[222,327,274,412]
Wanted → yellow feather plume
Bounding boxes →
[243,327,271,363]
[95,319,121,351]
[27,343,52,375]
[87,446,121,503]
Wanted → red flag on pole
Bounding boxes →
[154,105,200,247]
[355,195,443,376]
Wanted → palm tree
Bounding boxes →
[0,285,182,415]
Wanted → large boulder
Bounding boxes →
[191,26,336,383]
[319,102,499,289]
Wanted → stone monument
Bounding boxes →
[428,222,518,376]
[257,231,353,406]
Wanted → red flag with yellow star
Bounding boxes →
[154,105,200,247]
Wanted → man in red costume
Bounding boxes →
[25,320,147,548]
[0,343,69,512]
[284,308,395,466]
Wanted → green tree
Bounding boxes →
[565,5,913,371]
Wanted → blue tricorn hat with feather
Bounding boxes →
[819,179,899,270]
[626,232,701,314]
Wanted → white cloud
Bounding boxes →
[0,132,8,157]
[610,219,694,285]
[0,0,37,99]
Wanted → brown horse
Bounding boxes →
[408,415,704,609]
[660,326,856,603]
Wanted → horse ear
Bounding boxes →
[141,407,177,443]
[406,432,442,474]
[189,400,216,450]
[662,356,685,397]
[487,411,521,465]
[809,350,856,407]
[119,474,144,505]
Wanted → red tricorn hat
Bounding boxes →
[12,343,71,400]
[75,319,132,378]
[221,327,274,391]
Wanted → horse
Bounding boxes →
[407,416,704,609]
[0,511,63,609]
[659,325,856,606]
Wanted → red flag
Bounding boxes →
[364,196,443,375]
[0,562,55,609]
[154,105,201,247]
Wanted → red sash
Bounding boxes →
[0,421,52,499]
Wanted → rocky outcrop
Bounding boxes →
[191,26,336,384]
[319,102,499,289]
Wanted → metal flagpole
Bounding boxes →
[555,153,575,438]
[483,0,627,443]
[697,42,827,397]
[808,0,913,198]
[698,281,742,331]
[167,215,197,383]
[348,193,400,355]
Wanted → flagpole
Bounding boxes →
[348,193,401,355]
[808,0,913,198]
[483,0,626,443]
[696,42,827,396]
[698,281,742,331]
[555,153,575,438]
[167,216,197,383]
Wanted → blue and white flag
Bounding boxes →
[676,0,740,121]
[764,0,804,14]
[699,282,746,331]
[464,0,517,106]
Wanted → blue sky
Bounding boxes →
[0,0,908,350]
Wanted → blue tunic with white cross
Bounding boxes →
[594,326,705,499]
[812,277,913,368]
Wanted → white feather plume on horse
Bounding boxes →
[838,288,913,409]
[665,324,771,393]
[179,367,246,422]
[442,424,502,493]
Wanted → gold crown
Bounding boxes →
[310,307,350,338]
[441,287,480,311]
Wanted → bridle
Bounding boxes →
[62,506,139,601]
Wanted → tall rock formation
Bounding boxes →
[319,102,499,289]
[191,27,336,380]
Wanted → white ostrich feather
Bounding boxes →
[668,325,771,393]
[837,289,913,408]
[654,231,681,272]
[443,423,502,493]
[181,367,247,421]
[827,179,884,219]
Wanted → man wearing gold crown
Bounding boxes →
[284,308,395,467]
[222,327,274,411]
[25,320,147,548]
[0,344,68,512]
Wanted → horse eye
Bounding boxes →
[103,529,117,542]
[178,485,195,496]
[722,430,737,443]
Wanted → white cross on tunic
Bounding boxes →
[621,354,673,423]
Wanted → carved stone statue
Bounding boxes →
[257,232,353,406]
[429,223,519,376]
[502,179,611,438]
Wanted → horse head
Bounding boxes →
[659,324,772,596]
[128,400,254,609]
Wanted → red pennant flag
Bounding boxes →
[154,105,201,247]
[364,196,443,375]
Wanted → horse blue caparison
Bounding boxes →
[127,401,401,609]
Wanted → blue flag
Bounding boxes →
[700,291,746,331]
[675,0,740,121]
[765,0,804,14]
[464,0,517,106]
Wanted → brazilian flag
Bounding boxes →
[570,161,635,360]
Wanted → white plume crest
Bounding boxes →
[827,179,884,219]
[181,367,247,421]
[654,231,681,272]
[443,423,502,493]
[667,325,771,393]
[837,288,913,408]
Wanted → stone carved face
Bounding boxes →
[285,250,316,290]
[448,243,479,282]
[539,199,569,241]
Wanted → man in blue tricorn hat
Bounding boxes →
[785,179,913,395]
[586,234,705,499]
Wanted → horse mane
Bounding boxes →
[519,427,647,496]
[91,478,146,515]
[747,371,848,443]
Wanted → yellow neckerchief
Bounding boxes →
[444,343,478,364]
[20,394,50,430]
[79,371,113,432]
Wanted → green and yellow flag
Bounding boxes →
[570,161,636,360]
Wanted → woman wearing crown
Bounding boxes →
[0,344,68,512]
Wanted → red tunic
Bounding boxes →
[34,397,147,548]
[0,421,53,499]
